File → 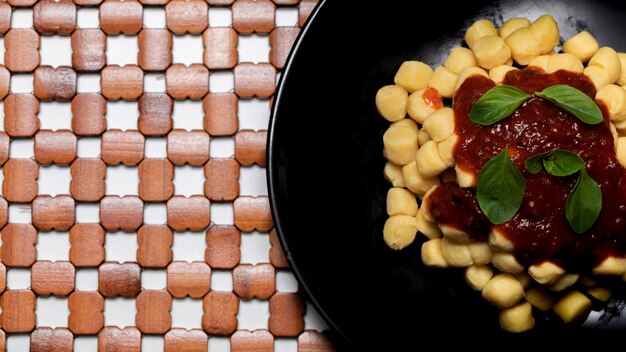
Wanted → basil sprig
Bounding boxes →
[477,146,526,224]
[566,168,602,234]
[525,149,586,176]
[469,84,603,126]
[535,85,603,125]
[523,149,602,234]
[470,85,530,125]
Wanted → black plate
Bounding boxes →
[268,0,626,348]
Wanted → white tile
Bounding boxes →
[105,231,138,263]
[209,137,234,158]
[172,100,204,131]
[239,166,268,196]
[107,35,139,66]
[142,336,165,352]
[76,203,100,223]
[106,101,139,131]
[143,7,166,28]
[106,165,139,196]
[10,138,34,158]
[208,337,230,352]
[145,138,167,158]
[238,98,271,131]
[275,338,298,352]
[238,34,270,64]
[38,166,71,196]
[40,36,72,67]
[10,74,34,94]
[7,335,30,352]
[74,336,98,352]
[144,203,167,225]
[145,73,166,93]
[240,232,270,264]
[210,270,233,291]
[173,35,203,65]
[77,8,99,29]
[275,7,298,26]
[75,268,99,291]
[39,102,72,131]
[304,302,329,330]
[209,71,234,93]
[11,8,33,28]
[77,74,101,93]
[37,296,69,328]
[7,268,31,289]
[210,202,234,225]
[172,231,206,262]
[9,204,31,224]
[171,298,203,329]
[37,231,71,261]
[173,165,204,196]
[237,299,269,330]
[208,7,232,27]
[141,269,166,289]
[276,270,298,293]
[77,137,101,158]
[105,297,137,328]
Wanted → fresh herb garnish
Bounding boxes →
[525,149,586,176]
[565,168,602,234]
[524,149,602,233]
[535,84,603,125]
[470,85,531,126]
[477,146,526,224]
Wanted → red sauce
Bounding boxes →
[429,68,626,270]
[423,87,443,109]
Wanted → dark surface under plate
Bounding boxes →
[268,0,626,348]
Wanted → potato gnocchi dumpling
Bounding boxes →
[375,14,626,332]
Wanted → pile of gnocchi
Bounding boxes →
[376,14,626,332]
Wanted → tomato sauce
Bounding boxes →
[428,68,626,270]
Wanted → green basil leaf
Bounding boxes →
[525,151,551,174]
[542,150,586,176]
[535,85,603,125]
[477,146,526,224]
[565,168,602,234]
[470,85,531,126]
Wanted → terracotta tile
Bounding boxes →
[68,291,104,334]
[167,196,211,231]
[99,0,144,35]
[231,330,274,352]
[35,130,77,165]
[0,66,9,99]
[34,66,77,101]
[0,197,6,230]
[139,93,173,136]
[298,0,319,27]
[0,2,10,35]
[0,132,10,166]
[268,293,305,337]
[273,0,299,4]
[138,29,172,71]
[3,159,38,203]
[30,327,73,352]
[165,329,208,352]
[138,158,174,201]
[203,27,238,69]
[33,0,77,35]
[206,225,240,269]
[0,330,4,352]
[298,330,336,352]
[0,263,6,293]
[139,0,167,4]
[167,261,211,298]
[0,290,36,333]
[70,224,106,267]
[202,291,238,335]
[74,0,104,5]
[4,29,40,73]
[203,93,238,136]
[232,0,275,34]
[135,290,172,334]
[71,29,107,72]
[72,94,107,135]
[32,195,76,231]
[137,225,172,268]
[8,0,38,5]
[4,94,40,137]
[269,229,289,269]
[204,158,239,201]
[234,196,273,232]
[101,65,144,100]
[101,129,145,166]
[99,262,141,297]
[270,27,300,69]
[166,64,209,100]
[1,225,37,267]
[100,196,144,231]
[233,263,275,299]
[98,327,141,352]
[166,0,208,35]
[167,129,210,166]
[70,158,107,201]
[234,63,276,98]
[31,261,76,296]
[207,0,235,4]
[235,130,267,166]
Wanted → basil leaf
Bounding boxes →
[565,168,602,234]
[535,85,603,125]
[470,85,531,126]
[477,146,526,224]
[525,151,551,174]
[542,150,586,176]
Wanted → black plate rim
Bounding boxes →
[266,0,346,341]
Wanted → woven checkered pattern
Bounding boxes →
[0,0,336,350]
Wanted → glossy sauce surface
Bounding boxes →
[429,68,626,270]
